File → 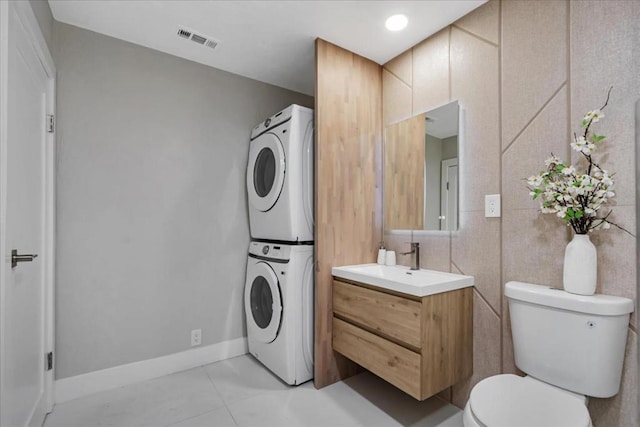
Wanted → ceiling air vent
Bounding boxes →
[177,28,192,39]
[176,26,219,50]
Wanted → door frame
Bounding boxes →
[0,0,56,419]
[440,158,458,231]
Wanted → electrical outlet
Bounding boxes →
[485,194,501,218]
[190,329,202,347]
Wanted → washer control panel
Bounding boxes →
[249,241,291,261]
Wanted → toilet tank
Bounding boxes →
[505,281,633,398]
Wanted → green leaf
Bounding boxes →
[566,208,575,219]
[592,134,606,143]
[532,188,542,199]
[581,119,589,127]
[575,210,584,219]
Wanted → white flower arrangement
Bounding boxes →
[526,89,628,235]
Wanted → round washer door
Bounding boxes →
[247,133,285,212]
[244,261,282,343]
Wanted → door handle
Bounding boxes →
[11,249,38,268]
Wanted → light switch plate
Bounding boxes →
[485,194,501,217]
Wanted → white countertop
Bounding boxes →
[332,263,474,297]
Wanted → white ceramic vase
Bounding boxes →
[563,233,597,295]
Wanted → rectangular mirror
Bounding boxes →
[384,100,460,232]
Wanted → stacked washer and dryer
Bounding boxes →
[244,105,314,385]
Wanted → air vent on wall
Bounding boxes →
[176,26,219,50]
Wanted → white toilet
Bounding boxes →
[464,281,634,427]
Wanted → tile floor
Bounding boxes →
[44,354,463,427]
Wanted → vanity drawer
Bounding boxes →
[333,317,421,399]
[333,279,421,348]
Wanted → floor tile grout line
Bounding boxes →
[44,356,467,427]
[224,405,241,427]
[162,406,234,427]
[203,356,295,409]
[203,361,242,409]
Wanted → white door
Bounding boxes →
[246,132,286,212]
[244,261,282,343]
[440,158,458,231]
[1,2,56,426]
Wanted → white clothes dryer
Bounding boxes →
[244,241,314,385]
[247,105,314,243]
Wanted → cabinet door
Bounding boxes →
[333,317,422,399]
[333,280,421,348]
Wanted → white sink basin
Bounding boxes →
[332,263,474,297]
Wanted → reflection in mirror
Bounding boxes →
[384,101,459,232]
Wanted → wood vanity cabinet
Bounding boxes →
[331,278,473,400]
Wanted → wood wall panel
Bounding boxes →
[314,39,382,388]
[384,113,425,230]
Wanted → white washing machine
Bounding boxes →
[247,104,314,243]
[244,241,314,385]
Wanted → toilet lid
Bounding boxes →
[469,375,591,427]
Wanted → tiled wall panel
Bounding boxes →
[450,27,500,213]
[453,0,499,45]
[501,0,567,149]
[411,29,450,115]
[384,50,412,87]
[382,0,637,422]
[502,87,569,212]
[383,0,502,406]
[452,211,501,314]
[570,2,638,424]
[382,69,412,127]
[451,291,501,407]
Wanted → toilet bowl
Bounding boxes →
[463,375,591,427]
[462,281,633,427]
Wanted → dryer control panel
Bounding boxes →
[250,104,313,140]
[250,106,294,140]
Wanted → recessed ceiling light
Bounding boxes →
[385,14,408,31]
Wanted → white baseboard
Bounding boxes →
[55,337,248,403]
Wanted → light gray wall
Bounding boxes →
[53,22,313,379]
[28,0,54,53]
[441,135,458,160]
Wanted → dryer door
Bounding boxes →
[245,261,283,343]
[247,132,286,212]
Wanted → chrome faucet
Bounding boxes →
[401,242,420,270]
